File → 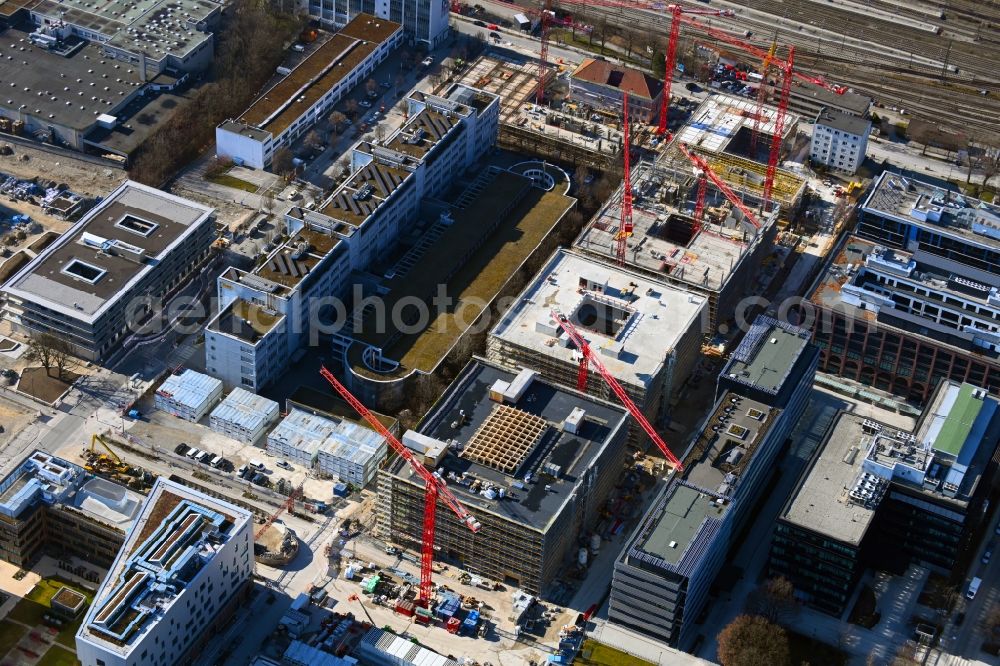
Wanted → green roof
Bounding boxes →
[933,383,982,457]
[727,325,807,393]
[640,484,725,565]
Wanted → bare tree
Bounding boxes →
[746,577,799,626]
[26,331,71,378]
[375,124,387,143]
[304,129,324,153]
[345,98,360,119]
[328,110,348,132]
[261,190,276,216]
[365,78,379,96]
[271,147,295,179]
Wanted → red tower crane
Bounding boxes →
[256,485,303,540]
[750,39,779,156]
[553,310,683,470]
[660,11,844,210]
[676,141,763,230]
[319,366,481,606]
[657,4,735,135]
[615,91,633,266]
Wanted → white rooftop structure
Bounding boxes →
[155,369,223,421]
[356,627,458,666]
[673,93,799,154]
[209,388,280,444]
[490,249,706,390]
[268,408,339,461]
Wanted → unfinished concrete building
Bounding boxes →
[487,249,706,443]
[377,360,629,595]
[575,94,807,333]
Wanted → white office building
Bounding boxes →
[810,107,872,174]
[154,369,223,422]
[216,14,403,169]
[206,83,500,391]
[75,478,253,666]
[209,388,281,445]
[307,0,452,48]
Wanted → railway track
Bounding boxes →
[530,0,1000,135]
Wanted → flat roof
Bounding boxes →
[782,411,879,545]
[0,29,142,131]
[268,408,385,462]
[209,298,284,344]
[862,172,1000,250]
[1,181,213,321]
[674,93,796,153]
[809,235,1000,354]
[209,388,279,432]
[156,369,222,409]
[387,360,628,532]
[252,224,345,290]
[0,450,141,529]
[933,382,981,457]
[490,248,705,389]
[239,14,400,136]
[684,390,779,493]
[80,478,250,653]
[722,317,812,395]
[815,107,871,136]
[790,80,872,116]
[622,481,727,579]
[347,166,575,377]
[576,162,775,293]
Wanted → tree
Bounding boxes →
[375,124,387,143]
[716,615,790,666]
[304,130,323,153]
[26,332,71,378]
[365,78,378,96]
[261,189,276,216]
[345,98,359,119]
[746,577,799,625]
[328,110,348,132]
[271,147,295,178]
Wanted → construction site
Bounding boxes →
[486,248,706,445]
[455,52,627,171]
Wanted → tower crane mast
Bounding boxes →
[319,366,481,606]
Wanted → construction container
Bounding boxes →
[436,594,460,620]
[395,599,415,616]
[463,609,480,634]
[11,120,23,135]
[333,482,349,497]
[414,606,434,625]
[446,617,461,634]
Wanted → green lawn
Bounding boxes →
[788,630,848,666]
[12,577,94,649]
[578,639,656,666]
[0,619,28,658]
[207,172,258,193]
[37,644,80,666]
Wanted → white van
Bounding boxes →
[187,448,202,460]
[248,459,264,470]
[967,577,982,600]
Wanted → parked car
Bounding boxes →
[186,448,202,460]
[175,443,190,456]
[276,460,293,470]
[473,19,487,27]
[983,548,993,565]
[359,99,372,108]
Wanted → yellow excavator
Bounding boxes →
[87,434,130,474]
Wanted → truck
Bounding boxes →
[967,577,982,600]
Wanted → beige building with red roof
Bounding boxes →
[569,58,664,122]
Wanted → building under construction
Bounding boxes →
[456,52,625,171]
[377,359,629,595]
[575,94,807,333]
[487,248,706,444]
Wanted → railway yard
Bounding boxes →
[514,0,1000,136]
